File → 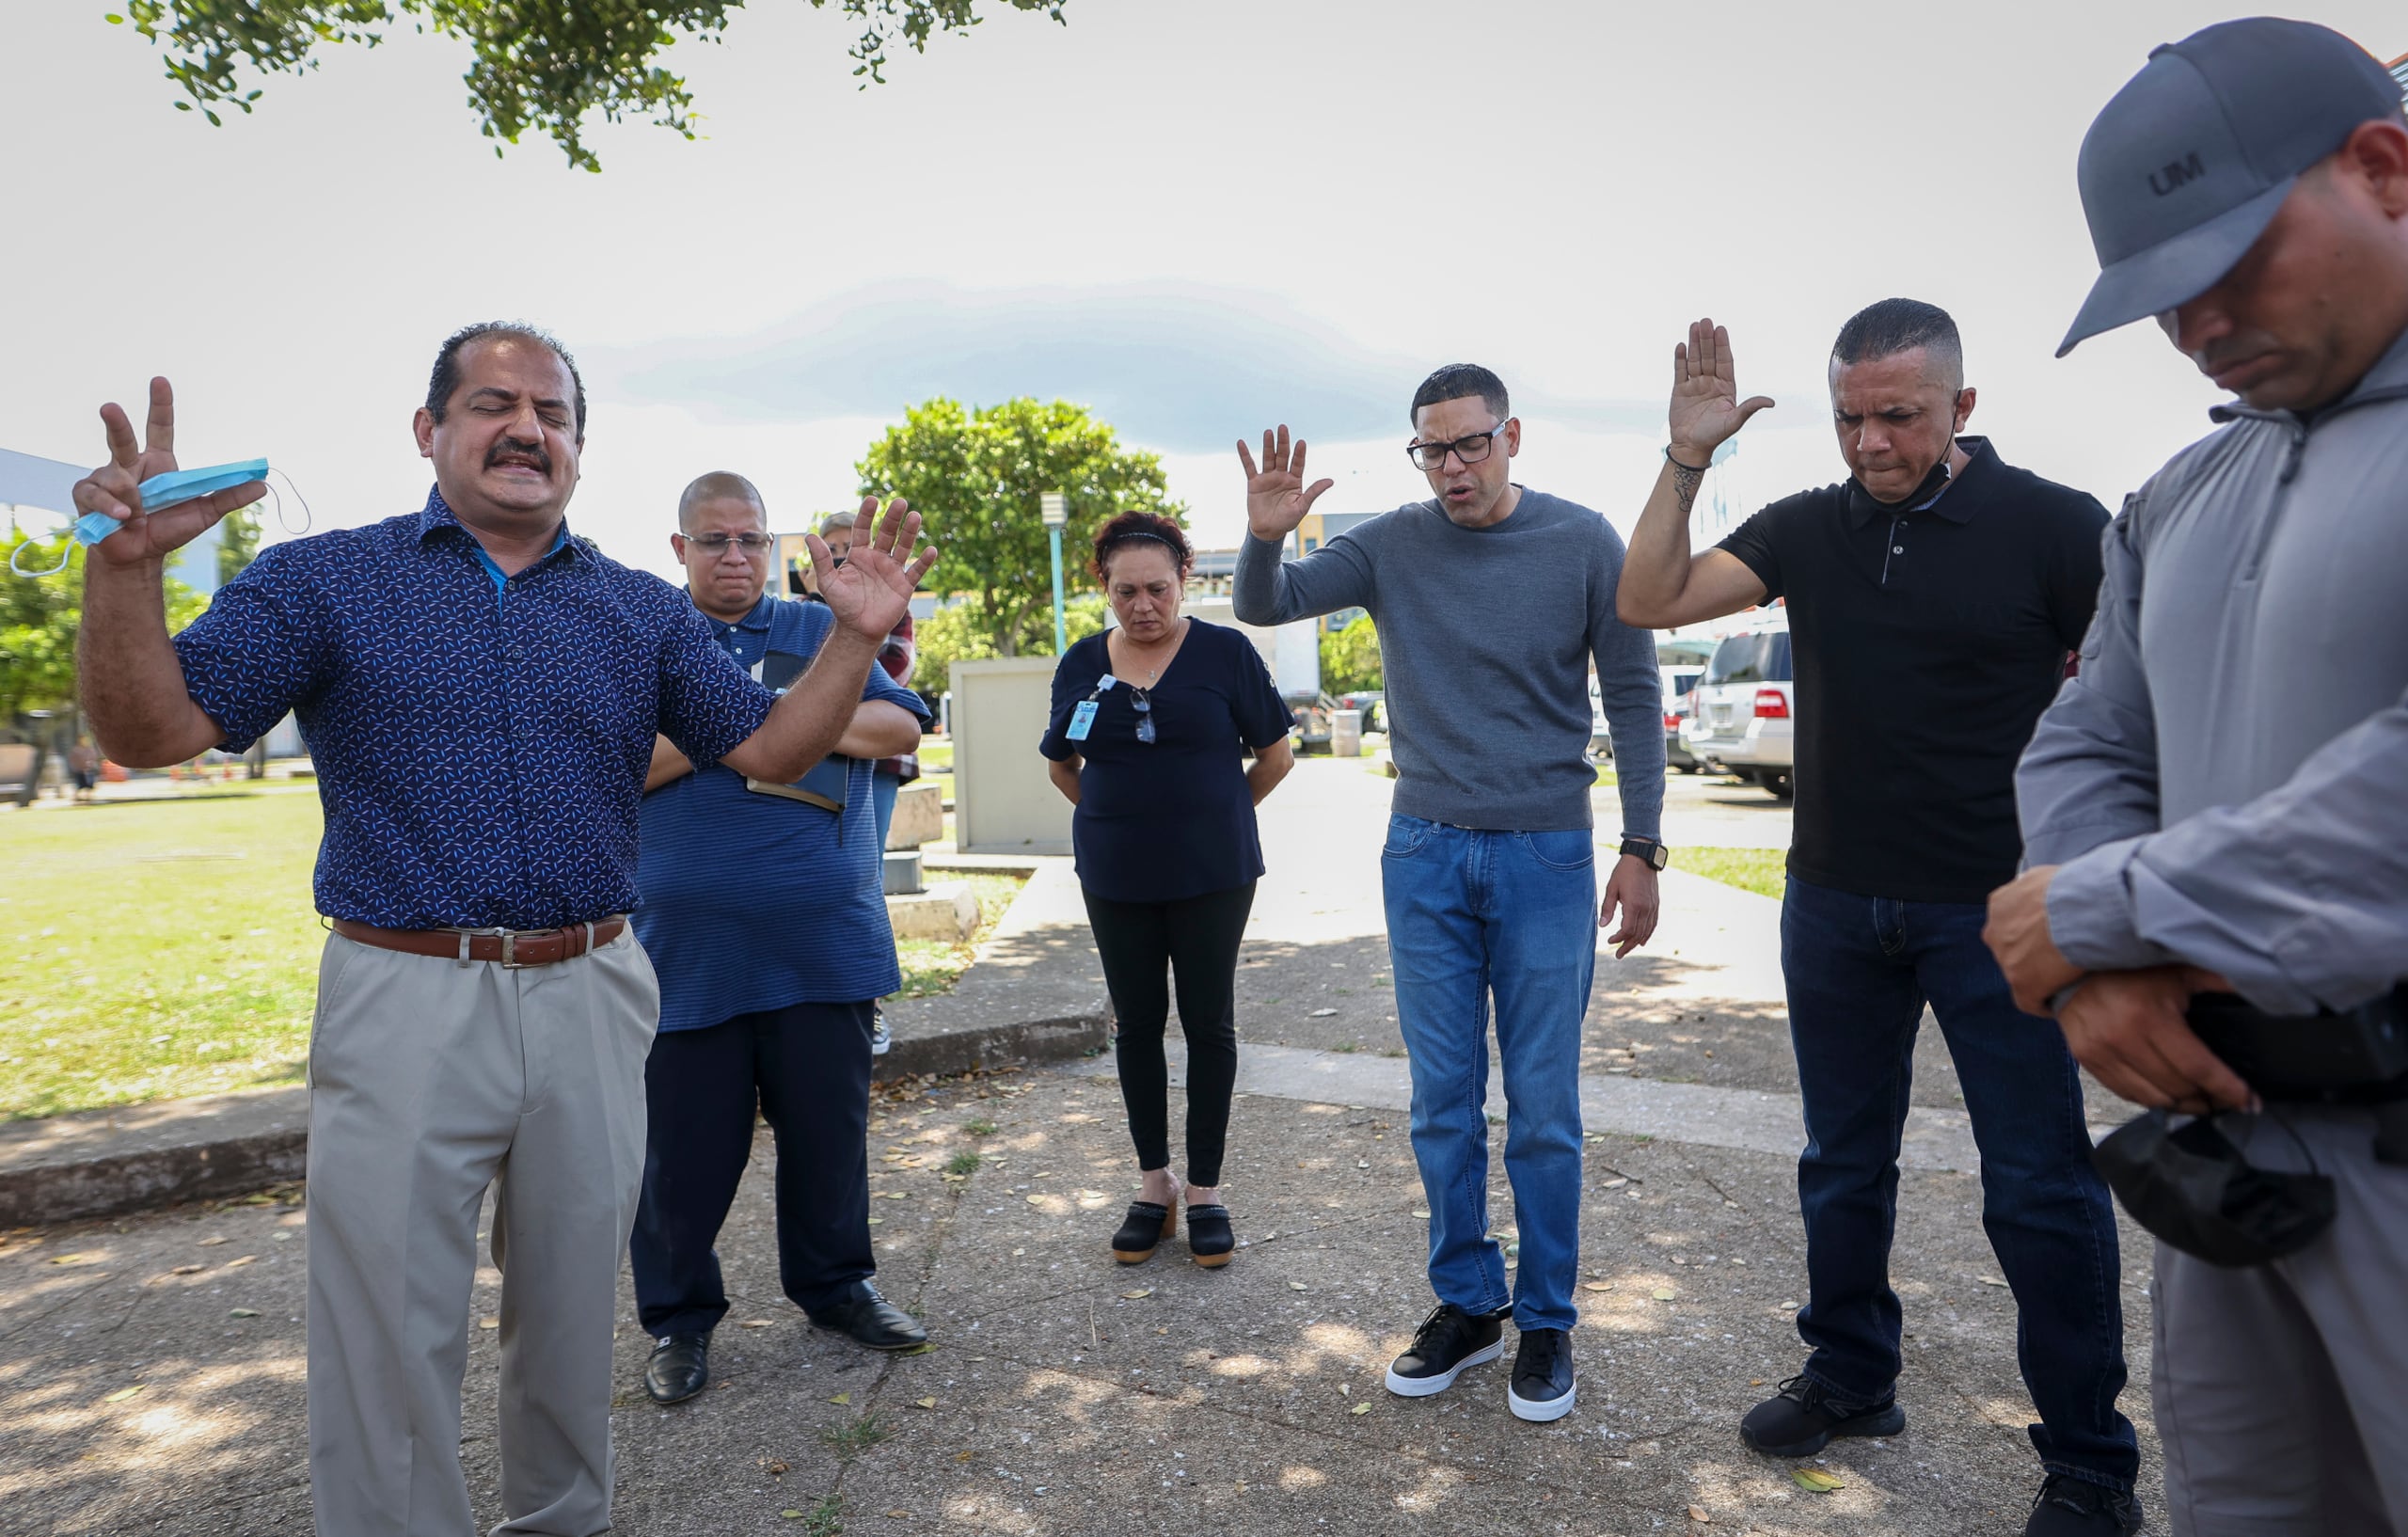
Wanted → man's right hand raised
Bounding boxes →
[1236,425,1334,544]
[75,377,267,569]
[1669,319,1775,466]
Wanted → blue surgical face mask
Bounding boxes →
[14,459,273,577]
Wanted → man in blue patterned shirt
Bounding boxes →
[71,324,937,1537]
[629,471,930,1406]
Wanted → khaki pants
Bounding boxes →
[2155,1105,2408,1536]
[304,927,658,1537]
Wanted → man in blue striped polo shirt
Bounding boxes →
[629,471,932,1404]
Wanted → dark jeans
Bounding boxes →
[1082,881,1255,1188]
[1782,876,2137,1489]
[627,998,875,1338]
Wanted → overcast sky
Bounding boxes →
[5,1,2397,579]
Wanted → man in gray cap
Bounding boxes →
[1986,17,2408,1533]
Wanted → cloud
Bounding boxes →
[586,281,1663,453]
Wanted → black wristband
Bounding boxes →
[1664,445,1711,474]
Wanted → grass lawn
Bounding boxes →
[915,738,954,773]
[1679,847,1788,900]
[893,872,1024,999]
[1,790,1029,1120]
[0,790,327,1120]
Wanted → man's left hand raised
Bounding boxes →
[1601,857,1659,959]
[813,496,938,641]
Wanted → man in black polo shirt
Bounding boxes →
[1619,302,2139,1537]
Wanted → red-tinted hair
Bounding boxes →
[1092,511,1193,581]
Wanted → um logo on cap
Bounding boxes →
[2150,151,2207,196]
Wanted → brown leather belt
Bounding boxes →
[331,916,626,969]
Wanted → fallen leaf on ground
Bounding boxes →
[229,1308,259,1318]
[1792,1468,1846,1493]
[761,1459,788,1476]
[955,1450,975,1463]
[1688,1505,1711,1522]
[478,1317,499,1330]
[50,1252,99,1266]
[103,1386,145,1403]
[1309,1008,1338,1017]
[197,1236,228,1247]
[781,1512,803,1520]
[1601,1177,1629,1190]
[898,1341,938,1355]
[739,1319,773,1328]
[1652,1288,1677,1301]
[1412,1209,1431,1218]
[866,1217,884,1226]
[227,1256,257,1268]
[1025,1195,1048,1205]
[1120,1289,1152,1300]
[1289,1282,1307,1291]
[1583,1281,1614,1292]
[829,1392,851,1404]
[915,1397,937,1409]
[171,1264,204,1276]
[1350,1402,1371,1416]
[1977,1275,2008,1288]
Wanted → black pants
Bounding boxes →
[627,998,875,1338]
[1082,881,1255,1188]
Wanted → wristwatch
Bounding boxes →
[1618,836,1669,871]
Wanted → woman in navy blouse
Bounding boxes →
[1041,512,1295,1268]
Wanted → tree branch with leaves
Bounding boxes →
[105,0,1069,171]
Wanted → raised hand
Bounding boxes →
[1669,320,1775,466]
[813,495,938,642]
[74,378,267,567]
[1236,426,1334,543]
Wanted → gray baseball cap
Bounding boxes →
[2058,18,2405,357]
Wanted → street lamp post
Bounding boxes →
[1039,491,1069,656]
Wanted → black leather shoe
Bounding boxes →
[2023,1474,2144,1537]
[1739,1373,1906,1457]
[1384,1303,1508,1397]
[1185,1203,1234,1268]
[643,1332,710,1404]
[1111,1200,1175,1263]
[808,1283,928,1352]
[1507,1327,1577,1422]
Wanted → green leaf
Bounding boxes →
[1791,1467,1846,1493]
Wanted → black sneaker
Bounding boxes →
[1739,1373,1906,1456]
[1384,1304,1507,1397]
[2023,1474,2144,1537]
[1506,1327,1576,1422]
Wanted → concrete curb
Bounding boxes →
[0,859,1110,1229]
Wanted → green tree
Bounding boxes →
[859,398,1180,658]
[1,534,213,724]
[106,0,1069,172]
[216,506,261,588]
[1320,613,1383,694]
[912,592,1104,681]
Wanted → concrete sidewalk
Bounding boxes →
[0,762,2161,1533]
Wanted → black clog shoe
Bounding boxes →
[1111,1200,1176,1263]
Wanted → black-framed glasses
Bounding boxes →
[1131,686,1157,745]
[1405,420,1512,472]
[682,532,774,556]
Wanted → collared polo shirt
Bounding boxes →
[1716,437,2108,903]
[171,486,777,930]
[634,594,930,1028]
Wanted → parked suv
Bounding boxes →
[1680,613,1794,799]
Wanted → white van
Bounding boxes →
[1679,611,1794,800]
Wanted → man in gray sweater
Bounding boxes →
[1987,19,2408,1532]
[1234,364,1667,1423]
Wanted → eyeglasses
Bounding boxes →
[1405,421,1512,472]
[682,532,774,556]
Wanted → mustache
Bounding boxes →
[484,437,553,474]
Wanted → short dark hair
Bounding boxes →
[677,471,765,529]
[1092,510,1193,580]
[424,322,588,439]
[1409,363,1510,426]
[1831,299,1963,387]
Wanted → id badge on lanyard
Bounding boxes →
[1066,673,1117,742]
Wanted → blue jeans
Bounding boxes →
[1782,876,2137,1489]
[1382,815,1596,1332]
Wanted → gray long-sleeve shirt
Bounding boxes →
[2017,325,2408,1014]
[1234,488,1665,837]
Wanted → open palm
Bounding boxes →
[1236,425,1334,542]
[1669,319,1774,463]
[813,496,938,642]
